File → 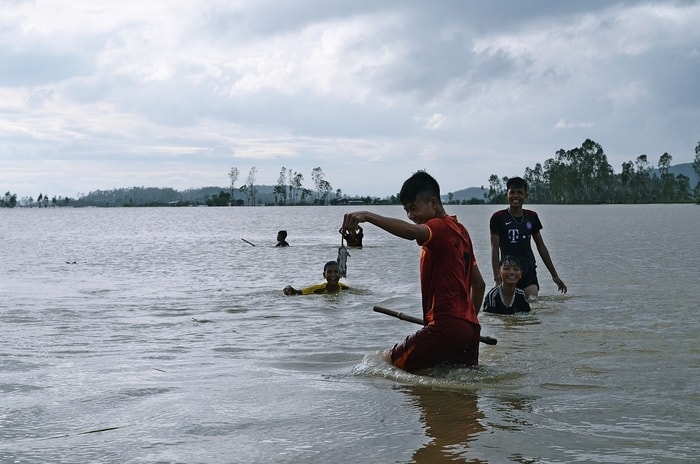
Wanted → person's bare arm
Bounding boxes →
[471,263,486,314]
[341,211,429,242]
[532,232,567,293]
[283,285,301,296]
[490,234,501,285]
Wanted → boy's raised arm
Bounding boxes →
[341,211,429,242]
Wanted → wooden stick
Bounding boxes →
[373,306,497,345]
[241,238,255,246]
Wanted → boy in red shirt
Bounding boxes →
[340,171,485,372]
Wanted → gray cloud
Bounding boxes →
[1,1,699,198]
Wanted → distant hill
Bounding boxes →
[652,162,699,185]
[446,186,487,202]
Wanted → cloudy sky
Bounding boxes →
[2,0,699,199]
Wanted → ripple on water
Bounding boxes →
[351,352,528,392]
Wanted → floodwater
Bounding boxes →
[1,204,698,463]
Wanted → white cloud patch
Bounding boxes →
[555,119,595,130]
[415,113,448,131]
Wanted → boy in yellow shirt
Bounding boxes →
[283,261,350,295]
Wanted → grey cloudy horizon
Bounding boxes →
[2,0,699,199]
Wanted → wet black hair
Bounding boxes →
[324,260,339,271]
[506,176,528,192]
[499,255,522,269]
[399,170,441,205]
[277,230,287,238]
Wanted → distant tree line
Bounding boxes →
[486,139,700,204]
[4,142,700,208]
[1,165,393,207]
[2,191,18,207]
[1,191,71,208]
[229,165,338,206]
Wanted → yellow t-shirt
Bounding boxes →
[300,282,350,295]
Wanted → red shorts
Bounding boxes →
[389,317,480,372]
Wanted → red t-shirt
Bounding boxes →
[417,215,480,327]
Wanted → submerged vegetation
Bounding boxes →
[3,140,700,208]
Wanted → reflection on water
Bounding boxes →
[403,385,485,464]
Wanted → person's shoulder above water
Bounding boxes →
[276,230,289,247]
[282,260,347,295]
[302,281,351,295]
[483,286,531,314]
[483,255,531,314]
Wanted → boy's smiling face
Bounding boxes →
[324,265,340,285]
[403,196,438,224]
[506,187,528,208]
[499,261,522,285]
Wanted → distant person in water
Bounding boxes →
[342,225,363,247]
[283,261,350,295]
[276,230,289,247]
[483,256,531,314]
[490,176,567,299]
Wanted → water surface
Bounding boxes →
[1,204,697,463]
